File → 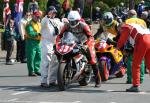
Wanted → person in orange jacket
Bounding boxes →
[116,23,150,92]
[125,10,146,84]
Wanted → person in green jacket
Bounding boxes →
[25,11,42,76]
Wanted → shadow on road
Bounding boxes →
[103,82,126,84]
[0,85,60,93]
[0,75,28,78]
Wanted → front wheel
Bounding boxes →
[99,60,109,81]
[57,63,71,91]
[115,66,126,78]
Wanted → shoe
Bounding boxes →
[40,83,49,88]
[140,80,144,84]
[92,65,101,88]
[21,59,27,63]
[28,73,38,77]
[6,60,14,65]
[94,76,101,88]
[49,82,57,87]
[95,83,101,87]
[126,80,132,84]
[15,59,21,62]
[35,72,41,76]
[126,86,140,92]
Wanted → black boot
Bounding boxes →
[92,64,101,87]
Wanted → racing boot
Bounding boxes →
[92,64,101,87]
[126,86,140,92]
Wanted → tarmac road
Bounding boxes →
[0,62,150,103]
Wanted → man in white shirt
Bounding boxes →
[40,6,63,87]
[18,11,31,63]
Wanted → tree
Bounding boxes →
[129,0,135,10]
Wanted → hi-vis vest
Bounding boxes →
[125,17,147,47]
[125,17,147,28]
[25,21,41,41]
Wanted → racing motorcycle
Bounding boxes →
[94,32,126,81]
[54,32,92,91]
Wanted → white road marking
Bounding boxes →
[0,100,32,103]
[127,92,149,95]
[39,101,81,103]
[8,98,18,102]
[0,100,81,103]
[72,101,81,103]
[11,91,30,95]
[19,88,26,90]
[110,102,117,103]
[107,90,115,92]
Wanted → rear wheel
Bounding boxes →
[99,60,109,81]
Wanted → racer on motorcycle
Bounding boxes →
[95,12,121,48]
[56,10,101,87]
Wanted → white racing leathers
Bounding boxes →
[40,16,63,84]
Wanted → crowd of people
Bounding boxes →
[1,0,150,92]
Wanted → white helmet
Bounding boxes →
[67,11,81,28]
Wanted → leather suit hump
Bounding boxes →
[68,21,88,43]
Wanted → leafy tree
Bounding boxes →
[0,0,142,22]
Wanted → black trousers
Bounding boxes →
[16,40,26,62]
[6,38,14,62]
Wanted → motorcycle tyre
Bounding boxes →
[57,63,69,91]
[100,60,109,81]
[115,66,126,78]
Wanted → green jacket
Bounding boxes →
[25,21,41,41]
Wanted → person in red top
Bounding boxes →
[3,1,11,27]
[56,10,101,87]
[117,23,150,92]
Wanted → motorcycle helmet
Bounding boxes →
[103,12,114,27]
[67,10,81,28]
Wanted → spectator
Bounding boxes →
[3,1,11,27]
[73,0,85,17]
[40,6,63,87]
[47,0,61,18]
[137,0,146,17]
[18,11,32,63]
[93,7,102,21]
[141,11,150,28]
[12,0,24,62]
[62,0,71,18]
[28,0,39,14]
[5,18,16,65]
[25,11,42,76]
